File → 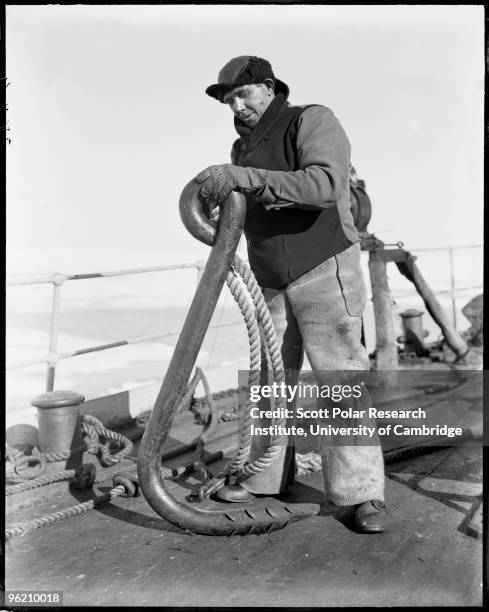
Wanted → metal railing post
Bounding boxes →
[45,273,65,392]
[448,246,457,328]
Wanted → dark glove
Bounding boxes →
[194,164,264,203]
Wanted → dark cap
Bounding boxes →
[206,56,289,103]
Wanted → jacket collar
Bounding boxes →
[234,92,288,149]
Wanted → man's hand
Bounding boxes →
[194,164,241,203]
[194,163,266,204]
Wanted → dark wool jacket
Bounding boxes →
[231,92,358,289]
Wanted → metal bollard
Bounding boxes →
[398,309,429,356]
[31,391,85,461]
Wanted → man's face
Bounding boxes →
[223,83,274,128]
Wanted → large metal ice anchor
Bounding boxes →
[137,181,318,536]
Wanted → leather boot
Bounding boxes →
[353,499,386,533]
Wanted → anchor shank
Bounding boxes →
[137,188,246,525]
[146,195,244,454]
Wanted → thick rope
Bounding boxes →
[81,414,134,466]
[295,452,323,477]
[39,444,86,464]
[5,421,201,499]
[223,269,262,472]
[5,461,208,540]
[207,255,288,482]
[5,452,229,540]
[5,485,126,540]
[5,447,47,482]
[5,415,133,497]
[233,255,288,478]
[6,470,77,496]
[6,414,133,489]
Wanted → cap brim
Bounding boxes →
[206,78,290,103]
[205,83,230,102]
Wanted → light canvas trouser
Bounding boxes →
[240,242,385,506]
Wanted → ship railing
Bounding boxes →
[7,261,211,391]
[6,244,483,392]
[378,243,483,329]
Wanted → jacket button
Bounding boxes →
[241,143,247,151]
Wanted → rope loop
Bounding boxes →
[81,414,134,466]
[198,254,288,499]
[5,451,47,482]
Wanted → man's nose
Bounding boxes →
[232,98,246,114]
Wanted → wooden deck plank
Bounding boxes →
[217,448,469,607]
[5,442,482,607]
[361,446,482,606]
[6,370,482,606]
[396,443,482,606]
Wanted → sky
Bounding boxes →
[6,4,484,273]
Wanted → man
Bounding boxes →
[194,56,386,533]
